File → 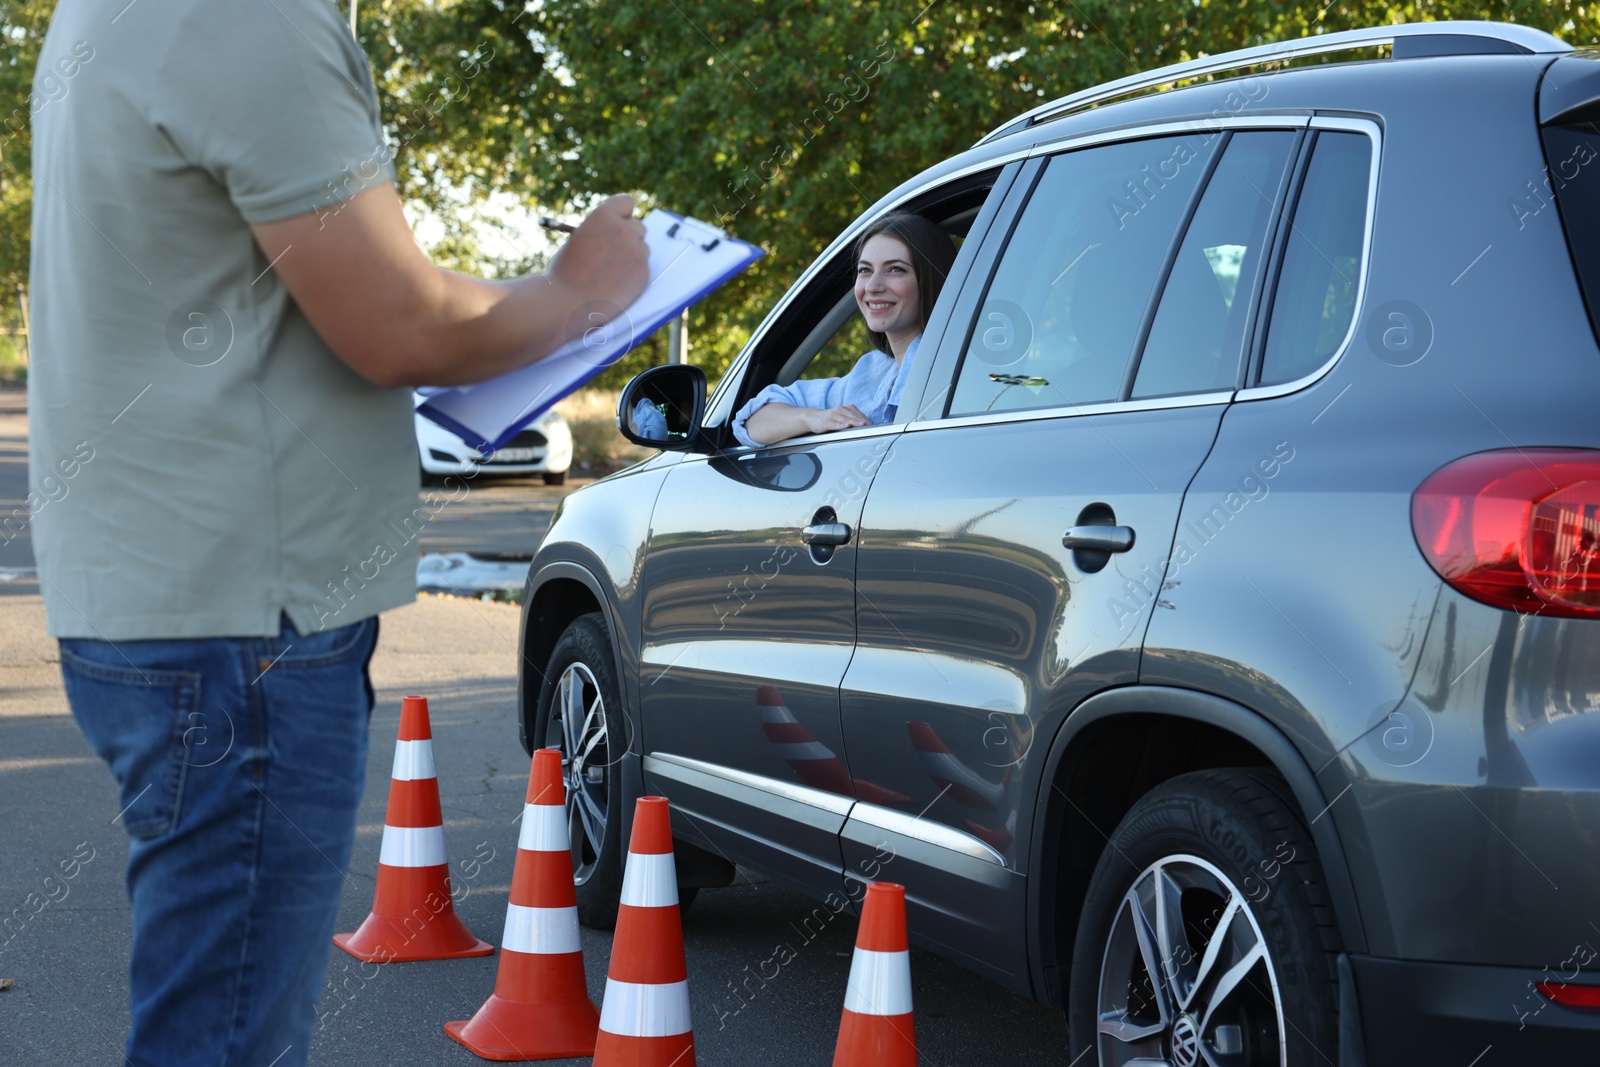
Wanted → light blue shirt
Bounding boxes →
[731,335,922,449]
[632,398,668,441]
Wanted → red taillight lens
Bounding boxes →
[1537,981,1600,1008]
[1412,449,1600,619]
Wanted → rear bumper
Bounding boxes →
[1352,955,1600,1064]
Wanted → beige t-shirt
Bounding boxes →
[29,0,420,639]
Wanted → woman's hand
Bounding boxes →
[805,405,871,435]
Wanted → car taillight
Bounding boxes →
[1412,449,1600,619]
[1537,981,1600,1009]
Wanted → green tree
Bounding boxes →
[0,0,53,316]
[7,2,1599,386]
[373,0,1599,384]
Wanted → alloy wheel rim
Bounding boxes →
[1095,853,1285,1067]
[548,661,608,885]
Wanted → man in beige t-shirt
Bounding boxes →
[29,1,646,1064]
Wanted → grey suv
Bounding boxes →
[517,21,1600,1064]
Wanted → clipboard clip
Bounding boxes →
[667,219,723,252]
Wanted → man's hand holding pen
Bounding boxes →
[544,195,650,333]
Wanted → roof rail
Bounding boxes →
[977,20,1572,146]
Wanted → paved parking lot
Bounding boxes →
[0,389,1068,1065]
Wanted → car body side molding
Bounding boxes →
[847,800,1008,868]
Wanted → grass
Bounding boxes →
[555,387,652,470]
[0,334,26,383]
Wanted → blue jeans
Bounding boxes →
[60,614,379,1067]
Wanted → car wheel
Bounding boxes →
[535,612,627,929]
[1068,768,1339,1067]
[543,471,567,486]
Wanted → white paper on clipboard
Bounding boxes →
[417,210,763,453]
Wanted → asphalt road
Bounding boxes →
[0,389,1069,1065]
[0,388,35,596]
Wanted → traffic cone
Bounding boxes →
[334,695,493,962]
[444,748,599,1059]
[833,882,916,1067]
[594,796,694,1067]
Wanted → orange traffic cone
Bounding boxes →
[444,748,600,1060]
[833,882,916,1066]
[334,695,493,963]
[593,796,695,1067]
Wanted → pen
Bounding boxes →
[538,217,578,235]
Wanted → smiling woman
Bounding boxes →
[731,212,957,448]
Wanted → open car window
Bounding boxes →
[710,174,1001,445]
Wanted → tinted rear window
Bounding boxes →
[1257,132,1371,387]
[1542,122,1600,343]
[1133,131,1298,399]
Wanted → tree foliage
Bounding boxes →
[0,0,53,320]
[5,1,1600,381]
[368,0,1600,383]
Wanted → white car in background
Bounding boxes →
[414,393,573,485]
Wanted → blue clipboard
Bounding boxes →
[417,210,763,454]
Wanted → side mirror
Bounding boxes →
[616,364,708,451]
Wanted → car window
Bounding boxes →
[1257,132,1372,386]
[1542,120,1600,345]
[720,182,993,435]
[803,222,962,383]
[1132,131,1298,399]
[948,134,1220,417]
[801,226,970,384]
[805,306,879,381]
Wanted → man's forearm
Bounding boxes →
[251,185,648,391]
[404,270,593,388]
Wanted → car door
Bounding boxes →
[637,170,1016,899]
[838,124,1307,985]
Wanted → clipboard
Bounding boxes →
[417,210,764,454]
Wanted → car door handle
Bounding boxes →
[1062,526,1135,553]
[802,522,852,547]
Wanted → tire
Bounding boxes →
[1068,768,1340,1067]
[543,471,567,486]
[534,613,628,929]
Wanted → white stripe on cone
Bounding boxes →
[378,824,447,867]
[842,947,914,1016]
[390,739,437,781]
[619,851,678,908]
[598,978,693,1037]
[501,903,583,955]
[517,802,569,852]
